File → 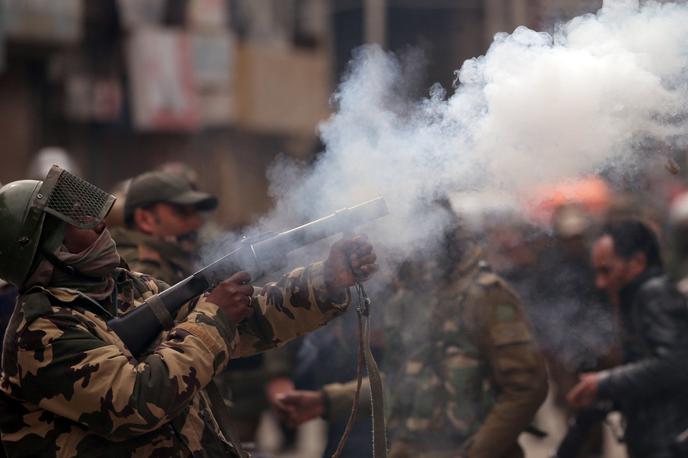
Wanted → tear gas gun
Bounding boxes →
[107,197,389,357]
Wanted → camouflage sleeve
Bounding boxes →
[466,276,548,458]
[321,378,371,421]
[231,261,350,357]
[12,294,236,440]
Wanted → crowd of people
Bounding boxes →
[0,157,687,458]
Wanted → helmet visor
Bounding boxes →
[34,165,116,229]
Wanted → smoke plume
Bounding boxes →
[259,0,688,262]
[197,0,688,387]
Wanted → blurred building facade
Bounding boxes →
[0,0,600,228]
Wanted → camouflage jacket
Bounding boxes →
[111,227,292,423]
[323,254,547,458]
[110,227,194,286]
[0,262,348,457]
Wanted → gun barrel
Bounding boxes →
[108,196,389,357]
[253,197,389,259]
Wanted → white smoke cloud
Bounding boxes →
[256,0,688,261]
[198,0,688,397]
[195,0,688,276]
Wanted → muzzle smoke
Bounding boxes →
[196,0,688,379]
[257,0,688,262]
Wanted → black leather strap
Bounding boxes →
[145,294,174,330]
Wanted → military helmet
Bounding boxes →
[0,165,116,287]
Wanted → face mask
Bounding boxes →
[56,228,121,277]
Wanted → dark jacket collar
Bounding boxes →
[619,266,663,308]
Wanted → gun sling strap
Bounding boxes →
[202,283,388,458]
[332,283,388,458]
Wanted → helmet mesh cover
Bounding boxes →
[42,168,115,229]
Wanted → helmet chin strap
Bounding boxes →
[40,247,103,282]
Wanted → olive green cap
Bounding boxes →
[124,171,218,221]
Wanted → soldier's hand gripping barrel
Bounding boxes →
[108,197,389,357]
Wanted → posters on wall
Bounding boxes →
[191,31,236,126]
[187,0,229,30]
[191,32,234,88]
[126,27,202,131]
[65,74,123,123]
[126,26,237,130]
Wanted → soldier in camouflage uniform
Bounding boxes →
[0,166,378,457]
[110,170,217,285]
[277,221,548,458]
[111,169,299,443]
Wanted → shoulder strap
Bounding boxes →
[331,284,387,458]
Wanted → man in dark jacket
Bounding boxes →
[567,219,688,458]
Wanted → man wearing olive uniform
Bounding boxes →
[278,230,547,457]
[110,170,216,285]
[0,166,378,457]
[111,170,298,443]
